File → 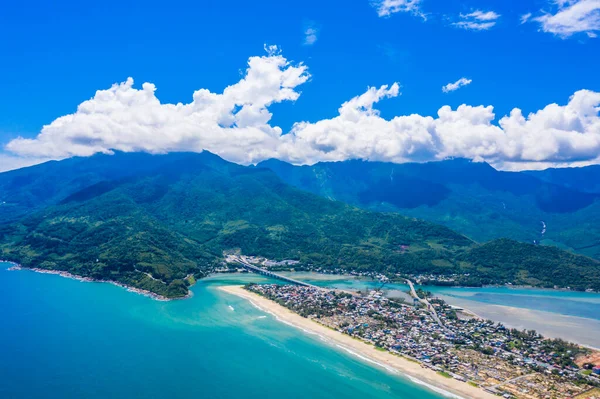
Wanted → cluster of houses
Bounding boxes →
[248,284,599,399]
[405,273,462,285]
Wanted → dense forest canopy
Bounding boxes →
[258,158,600,260]
[1,152,599,298]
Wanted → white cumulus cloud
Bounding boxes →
[451,10,501,31]
[303,24,318,46]
[0,155,52,173]
[442,78,472,93]
[5,45,310,166]
[284,88,600,170]
[3,48,600,172]
[532,0,600,38]
[371,0,425,19]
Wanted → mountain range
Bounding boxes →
[258,158,600,260]
[1,152,599,297]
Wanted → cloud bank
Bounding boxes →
[532,0,600,38]
[4,47,600,172]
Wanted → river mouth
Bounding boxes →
[206,271,600,348]
[0,263,451,399]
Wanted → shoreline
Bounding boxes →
[219,285,498,399]
[437,293,600,351]
[430,283,599,294]
[2,261,191,302]
[387,280,598,294]
[212,270,600,294]
[6,262,599,350]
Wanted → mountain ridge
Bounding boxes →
[257,157,600,259]
[1,152,599,297]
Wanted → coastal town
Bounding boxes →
[246,283,600,399]
[219,254,599,294]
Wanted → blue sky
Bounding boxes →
[1,0,599,171]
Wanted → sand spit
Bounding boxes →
[219,285,498,399]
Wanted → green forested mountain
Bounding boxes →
[526,165,600,194]
[1,152,599,297]
[258,158,600,260]
[0,152,202,224]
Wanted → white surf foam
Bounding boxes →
[239,291,466,399]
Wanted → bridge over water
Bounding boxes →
[230,257,317,288]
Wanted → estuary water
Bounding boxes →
[428,286,600,349]
[284,273,600,348]
[0,264,446,399]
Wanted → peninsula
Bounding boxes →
[222,284,600,399]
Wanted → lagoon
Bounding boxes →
[0,264,447,399]
[281,272,600,348]
[429,286,600,349]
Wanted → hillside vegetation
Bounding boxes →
[1,152,599,297]
[258,158,600,260]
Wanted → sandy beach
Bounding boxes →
[219,285,498,399]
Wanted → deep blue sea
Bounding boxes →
[0,263,446,399]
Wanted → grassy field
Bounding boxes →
[574,387,600,398]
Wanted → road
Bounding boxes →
[406,279,453,335]
[229,255,318,288]
[489,373,536,390]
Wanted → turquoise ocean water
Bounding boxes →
[4,263,599,398]
[0,263,446,399]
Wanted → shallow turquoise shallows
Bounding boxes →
[0,264,446,399]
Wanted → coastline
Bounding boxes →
[436,293,600,351]
[219,285,498,399]
[7,262,599,349]
[3,262,191,302]
[426,282,598,293]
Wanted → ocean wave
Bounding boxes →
[237,291,466,399]
[334,345,464,399]
[334,344,398,374]
[11,266,472,399]
[404,375,465,399]
[246,299,330,343]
